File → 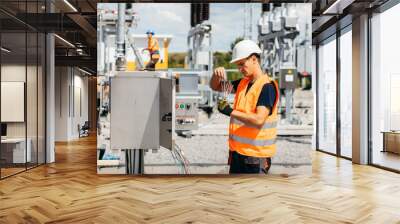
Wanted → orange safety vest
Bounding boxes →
[228,75,279,158]
[148,37,160,54]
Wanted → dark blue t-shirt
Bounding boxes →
[231,79,276,115]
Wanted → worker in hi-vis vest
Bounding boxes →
[142,30,160,71]
[210,39,279,174]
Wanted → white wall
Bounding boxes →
[55,66,69,141]
[1,63,46,164]
[72,72,89,138]
[1,64,27,138]
[55,67,89,141]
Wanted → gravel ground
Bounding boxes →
[145,90,314,174]
[144,135,312,174]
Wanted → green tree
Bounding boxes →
[212,37,245,81]
[230,37,244,52]
[168,52,186,68]
[169,37,245,80]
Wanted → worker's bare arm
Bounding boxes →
[210,67,226,92]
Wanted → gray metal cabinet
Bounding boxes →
[110,72,174,151]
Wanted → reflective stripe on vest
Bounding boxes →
[229,134,277,146]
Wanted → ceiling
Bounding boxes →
[0,0,394,73]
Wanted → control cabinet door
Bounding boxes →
[111,76,160,149]
[159,77,175,150]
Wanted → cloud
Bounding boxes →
[133,3,190,52]
[157,10,184,24]
[131,3,260,52]
[210,3,261,52]
[98,3,310,53]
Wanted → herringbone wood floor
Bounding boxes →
[1,135,400,224]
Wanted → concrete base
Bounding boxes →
[144,165,229,174]
[97,166,126,174]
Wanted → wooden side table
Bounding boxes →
[381,131,400,154]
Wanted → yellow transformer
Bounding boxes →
[126,34,173,70]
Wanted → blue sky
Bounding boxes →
[98,3,311,53]
[98,3,262,52]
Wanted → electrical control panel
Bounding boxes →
[175,96,199,131]
[279,67,297,90]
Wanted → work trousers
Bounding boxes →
[229,151,271,174]
[145,53,160,71]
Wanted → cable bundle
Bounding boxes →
[221,80,233,100]
[170,143,191,174]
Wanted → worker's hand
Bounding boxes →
[217,99,233,116]
[212,67,227,82]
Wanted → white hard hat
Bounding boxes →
[230,39,262,64]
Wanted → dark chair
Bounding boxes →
[79,121,90,138]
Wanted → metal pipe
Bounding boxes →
[116,3,126,71]
[116,3,125,56]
